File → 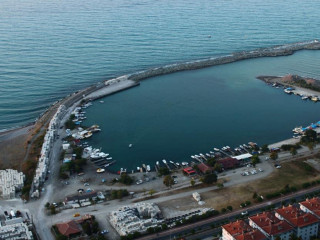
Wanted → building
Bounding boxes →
[218,157,239,170]
[300,197,320,219]
[0,169,25,199]
[183,167,196,176]
[222,220,267,240]
[275,205,319,240]
[64,191,98,206]
[0,222,33,240]
[55,220,82,238]
[109,203,163,236]
[249,211,294,240]
[197,163,213,174]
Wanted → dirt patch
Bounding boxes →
[159,160,320,215]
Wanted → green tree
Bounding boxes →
[119,173,134,185]
[270,151,278,160]
[148,189,156,196]
[158,167,170,176]
[190,178,196,187]
[201,173,217,184]
[307,142,315,151]
[251,155,260,167]
[213,163,222,172]
[261,144,269,153]
[207,158,216,167]
[163,175,174,188]
[290,147,297,156]
[45,202,50,209]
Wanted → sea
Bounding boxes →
[1,0,320,169]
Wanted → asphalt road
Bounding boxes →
[137,184,320,240]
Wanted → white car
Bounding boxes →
[258,168,263,172]
[101,229,109,234]
[241,211,248,216]
[136,180,143,185]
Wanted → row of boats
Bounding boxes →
[271,84,320,102]
[292,121,320,134]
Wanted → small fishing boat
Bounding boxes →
[129,144,133,148]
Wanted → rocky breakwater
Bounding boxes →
[128,40,320,82]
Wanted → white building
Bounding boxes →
[275,205,319,240]
[0,169,25,199]
[0,222,33,240]
[109,203,163,236]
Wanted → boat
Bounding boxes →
[169,160,174,164]
[284,88,293,94]
[213,148,219,151]
[181,162,188,166]
[162,159,167,164]
[175,162,180,167]
[91,152,109,159]
[191,156,195,159]
[99,100,104,103]
[104,163,110,167]
[206,153,211,157]
[301,95,309,100]
[142,164,146,170]
[292,126,302,133]
[106,157,112,160]
[311,96,319,102]
[209,151,214,154]
[156,161,159,165]
[199,153,204,157]
[195,155,200,158]
[146,165,151,172]
[137,167,140,171]
[96,168,105,173]
[129,144,133,148]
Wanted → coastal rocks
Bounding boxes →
[128,40,320,82]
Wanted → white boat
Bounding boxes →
[181,162,188,166]
[146,165,151,172]
[104,163,110,167]
[199,153,204,157]
[99,100,104,103]
[137,167,140,171]
[226,146,230,149]
[206,153,211,157]
[142,164,146,169]
[169,160,174,164]
[91,152,109,159]
[96,168,105,173]
[191,156,195,159]
[162,159,167,164]
[175,162,180,166]
[214,148,219,151]
[209,151,214,154]
[301,95,309,100]
[129,144,133,148]
[195,155,200,158]
[106,157,112,160]
[156,161,159,165]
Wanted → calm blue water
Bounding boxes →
[83,50,320,171]
[0,0,320,130]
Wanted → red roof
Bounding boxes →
[300,197,320,218]
[218,157,239,169]
[56,220,82,237]
[249,211,293,236]
[222,220,266,240]
[275,205,319,228]
[197,163,213,174]
[183,167,196,175]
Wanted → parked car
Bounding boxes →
[84,182,89,186]
[241,211,248,216]
[101,229,109,234]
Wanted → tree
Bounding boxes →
[213,163,222,172]
[270,151,278,160]
[158,167,170,176]
[148,189,156,196]
[50,205,56,215]
[190,178,195,187]
[45,202,50,209]
[119,173,134,185]
[207,158,216,167]
[307,142,315,151]
[163,175,174,188]
[261,144,269,153]
[290,147,297,156]
[251,155,260,167]
[201,173,217,184]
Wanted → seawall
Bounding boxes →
[128,40,320,81]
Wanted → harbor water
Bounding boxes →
[83,50,320,171]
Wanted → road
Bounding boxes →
[137,184,320,240]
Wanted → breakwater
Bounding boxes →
[128,40,320,81]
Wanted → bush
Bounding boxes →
[201,173,217,184]
[118,174,134,185]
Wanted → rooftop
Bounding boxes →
[249,211,293,235]
[275,205,319,228]
[300,197,320,218]
[222,220,266,240]
[56,220,82,237]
